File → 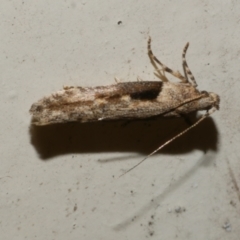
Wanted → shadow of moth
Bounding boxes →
[30,37,220,176]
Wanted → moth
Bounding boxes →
[30,37,220,175]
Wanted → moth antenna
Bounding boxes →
[182,42,197,87]
[148,37,168,82]
[119,109,216,178]
[148,37,187,83]
[182,43,189,82]
[154,70,168,82]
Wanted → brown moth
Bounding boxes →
[30,37,220,175]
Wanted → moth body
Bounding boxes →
[30,37,220,175]
[30,81,219,125]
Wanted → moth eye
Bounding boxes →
[200,91,209,96]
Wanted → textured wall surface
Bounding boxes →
[1,1,240,239]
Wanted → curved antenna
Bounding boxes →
[119,110,213,178]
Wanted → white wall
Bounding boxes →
[1,1,239,239]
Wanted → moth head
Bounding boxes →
[209,92,220,110]
[200,91,220,112]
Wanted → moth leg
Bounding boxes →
[180,114,193,126]
[182,42,197,87]
[63,86,74,90]
[148,37,186,83]
[114,77,122,83]
[148,37,169,82]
